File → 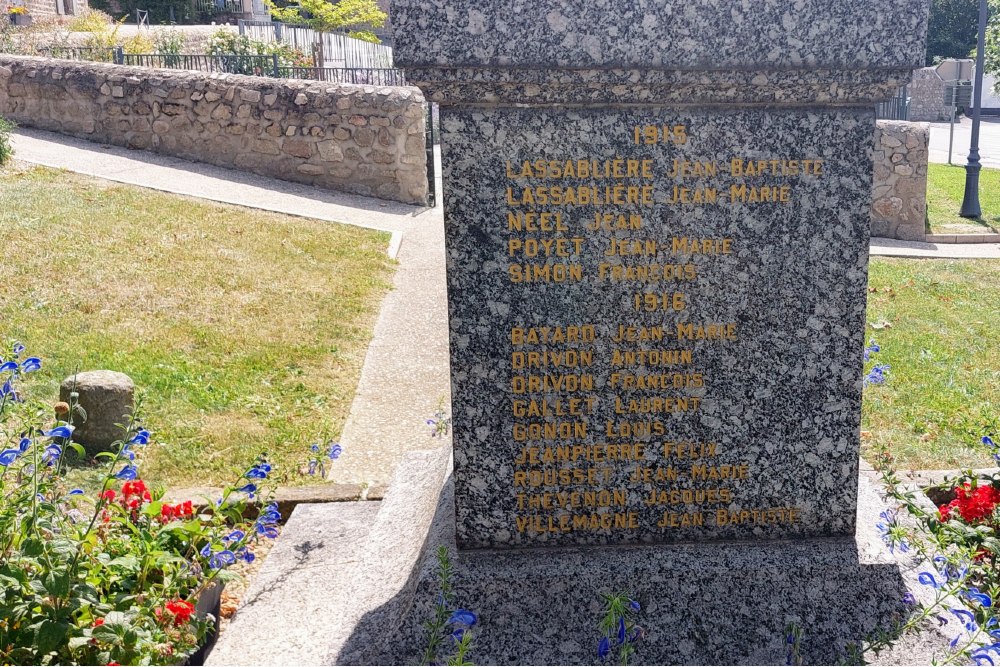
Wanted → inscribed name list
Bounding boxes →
[444,106,870,549]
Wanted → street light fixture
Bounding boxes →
[960,0,989,218]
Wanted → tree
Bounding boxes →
[926,0,979,65]
[266,0,387,43]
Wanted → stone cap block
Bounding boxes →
[392,0,930,106]
[392,0,929,70]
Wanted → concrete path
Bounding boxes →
[10,127,451,490]
[9,128,1000,489]
[928,115,1000,168]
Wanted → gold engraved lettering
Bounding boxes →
[506,211,568,232]
[512,421,588,441]
[510,326,596,345]
[586,212,643,231]
[610,349,694,366]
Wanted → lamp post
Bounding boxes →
[960,0,989,218]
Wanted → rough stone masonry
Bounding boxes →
[0,55,428,205]
[363,0,934,663]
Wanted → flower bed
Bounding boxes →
[0,343,282,665]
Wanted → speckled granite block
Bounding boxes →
[337,457,932,666]
[393,0,931,552]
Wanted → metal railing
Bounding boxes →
[876,86,910,121]
[17,47,409,84]
[283,67,406,86]
[36,46,117,62]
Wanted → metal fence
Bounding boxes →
[23,48,406,84]
[36,46,117,62]
[876,87,910,121]
[238,20,394,69]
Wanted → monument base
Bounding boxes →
[333,449,940,665]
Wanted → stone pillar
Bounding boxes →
[384,1,931,663]
[873,121,930,241]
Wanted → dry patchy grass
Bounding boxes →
[0,164,395,487]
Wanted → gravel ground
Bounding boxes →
[217,525,280,636]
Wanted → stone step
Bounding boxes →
[205,500,381,666]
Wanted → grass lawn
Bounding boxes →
[863,257,1000,470]
[926,163,1000,235]
[0,164,395,488]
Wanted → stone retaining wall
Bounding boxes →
[909,67,949,122]
[0,55,428,205]
[872,120,928,241]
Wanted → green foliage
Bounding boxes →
[596,593,642,665]
[927,0,980,65]
[265,0,386,42]
[0,342,280,664]
[0,116,14,167]
[421,546,475,666]
[205,27,313,73]
[152,27,186,55]
[66,8,114,32]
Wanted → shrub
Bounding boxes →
[66,8,114,32]
[0,342,281,665]
[204,28,312,75]
[0,116,15,167]
[152,26,186,55]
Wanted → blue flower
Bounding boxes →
[952,635,962,649]
[0,448,19,466]
[951,608,977,631]
[0,361,18,373]
[200,543,212,558]
[42,443,62,466]
[629,599,640,612]
[985,436,997,448]
[450,628,467,642]
[18,437,31,452]
[918,572,941,588]
[903,592,917,606]
[974,653,996,665]
[245,466,268,480]
[208,549,237,569]
[448,609,477,626]
[616,616,626,644]
[20,357,41,373]
[310,443,320,453]
[225,529,246,542]
[44,425,74,439]
[129,430,150,445]
[236,483,257,494]
[966,587,993,608]
[115,464,138,480]
[237,547,255,563]
[12,343,25,356]
[68,489,84,495]
[307,460,318,475]
[868,340,880,353]
[327,443,342,460]
[597,637,610,660]
[1,379,20,402]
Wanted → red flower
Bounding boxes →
[179,500,194,517]
[163,599,195,626]
[160,504,176,521]
[108,662,120,665]
[939,483,1000,524]
[93,618,105,627]
[100,489,116,502]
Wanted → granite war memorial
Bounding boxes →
[340,0,934,663]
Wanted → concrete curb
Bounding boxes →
[163,482,389,523]
[925,233,1000,244]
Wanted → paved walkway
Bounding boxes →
[8,128,1000,486]
[10,128,451,489]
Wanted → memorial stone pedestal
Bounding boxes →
[341,1,932,663]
